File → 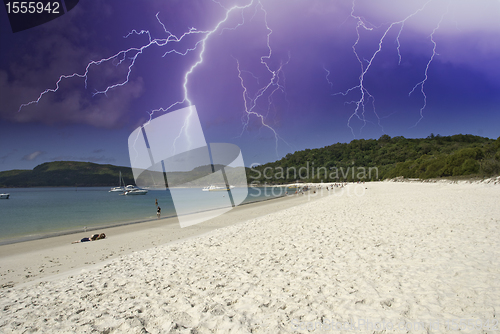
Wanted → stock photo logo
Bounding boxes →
[128,106,248,228]
[4,0,80,33]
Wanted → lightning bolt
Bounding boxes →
[16,0,287,158]
[234,56,290,157]
[229,1,292,156]
[323,65,334,90]
[334,0,449,136]
[409,3,450,126]
[167,0,272,154]
[17,15,199,112]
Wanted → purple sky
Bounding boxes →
[1,0,500,172]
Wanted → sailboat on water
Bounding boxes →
[110,171,148,195]
[109,171,126,192]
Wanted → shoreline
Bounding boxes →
[0,181,347,246]
[0,192,287,247]
[2,176,496,246]
[0,187,325,287]
[3,178,496,288]
[0,187,286,246]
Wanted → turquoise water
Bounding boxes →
[0,187,285,244]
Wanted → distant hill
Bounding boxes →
[0,161,135,188]
[247,134,500,184]
[0,161,249,188]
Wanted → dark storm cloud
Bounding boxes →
[0,0,144,128]
[1,0,499,146]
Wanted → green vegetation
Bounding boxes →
[0,161,135,188]
[247,134,500,184]
[2,134,499,187]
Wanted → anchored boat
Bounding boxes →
[109,171,126,192]
[202,185,235,191]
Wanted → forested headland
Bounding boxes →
[247,134,500,184]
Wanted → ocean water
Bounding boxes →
[0,186,286,244]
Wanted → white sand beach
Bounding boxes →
[1,181,499,333]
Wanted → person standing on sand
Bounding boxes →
[157,206,161,219]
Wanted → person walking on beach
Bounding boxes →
[157,206,161,219]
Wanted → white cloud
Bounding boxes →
[22,151,45,161]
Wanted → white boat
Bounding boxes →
[0,193,10,199]
[112,173,148,195]
[202,185,234,191]
[109,171,126,192]
[124,188,148,195]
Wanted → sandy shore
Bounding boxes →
[1,181,499,333]
[0,191,320,288]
